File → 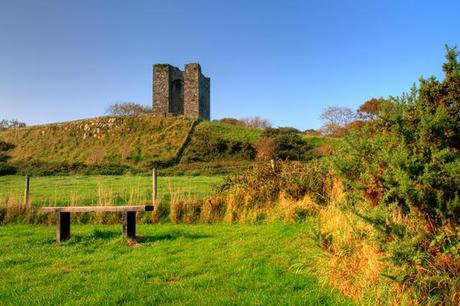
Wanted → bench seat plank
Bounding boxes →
[40,205,153,213]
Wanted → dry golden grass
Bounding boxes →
[168,181,202,224]
[4,196,27,223]
[316,203,384,302]
[277,193,321,223]
[151,199,166,224]
[224,193,243,224]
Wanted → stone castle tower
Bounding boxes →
[152,63,210,120]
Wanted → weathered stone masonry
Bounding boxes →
[152,63,210,120]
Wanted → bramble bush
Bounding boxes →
[203,160,334,223]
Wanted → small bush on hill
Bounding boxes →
[0,119,26,131]
[0,140,16,175]
[304,129,321,136]
[106,102,152,116]
[217,118,246,127]
[217,116,271,129]
[241,116,272,129]
[258,127,314,161]
[182,134,256,163]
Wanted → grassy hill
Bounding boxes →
[0,116,194,174]
[0,115,336,176]
[0,116,264,175]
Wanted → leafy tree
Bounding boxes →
[320,106,354,136]
[356,98,383,121]
[241,116,272,129]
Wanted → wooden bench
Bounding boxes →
[40,205,154,242]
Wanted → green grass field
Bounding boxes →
[0,175,223,208]
[0,223,351,305]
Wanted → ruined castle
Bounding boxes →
[152,63,210,120]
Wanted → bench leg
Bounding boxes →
[56,212,71,242]
[122,211,136,239]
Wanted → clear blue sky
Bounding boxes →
[1,0,459,130]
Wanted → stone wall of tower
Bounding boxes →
[153,64,184,116]
[152,64,170,117]
[153,63,210,120]
[184,63,200,118]
[199,75,210,120]
[169,66,184,115]
[184,63,210,120]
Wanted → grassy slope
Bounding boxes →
[0,223,351,305]
[301,135,342,148]
[0,116,332,175]
[0,116,195,169]
[182,121,262,162]
[0,175,223,207]
[193,121,262,143]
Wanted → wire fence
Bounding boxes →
[0,161,273,208]
[0,174,224,208]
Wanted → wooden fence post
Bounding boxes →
[24,175,30,210]
[152,168,158,206]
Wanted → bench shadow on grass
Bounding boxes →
[59,229,212,245]
[136,231,212,243]
[59,229,121,244]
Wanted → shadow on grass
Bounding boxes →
[137,231,212,243]
[58,229,121,245]
[55,229,212,245]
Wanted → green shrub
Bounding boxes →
[0,163,16,175]
[260,128,314,161]
[182,133,256,163]
[328,45,460,304]
[334,47,460,225]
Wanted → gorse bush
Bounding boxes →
[334,45,460,225]
[326,45,460,304]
